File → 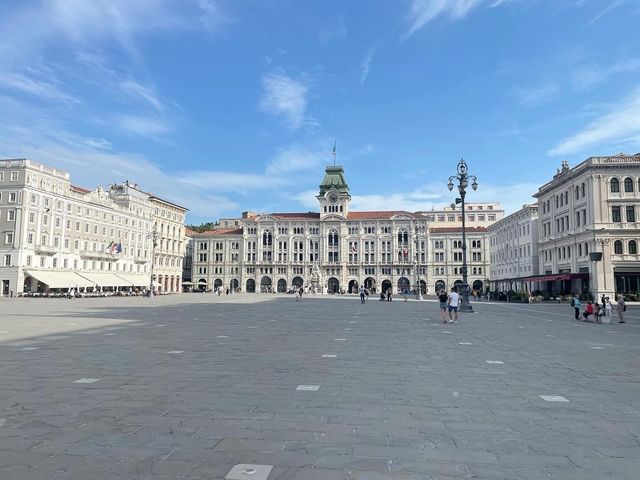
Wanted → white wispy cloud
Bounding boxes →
[404,0,512,38]
[585,0,626,26]
[0,72,78,103]
[120,80,164,111]
[360,49,375,85]
[572,57,640,91]
[512,83,560,107]
[46,0,225,52]
[266,145,324,175]
[259,70,309,129]
[116,115,172,137]
[548,87,640,156]
[84,138,113,150]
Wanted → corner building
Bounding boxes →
[0,159,187,296]
[191,165,499,295]
[535,153,640,299]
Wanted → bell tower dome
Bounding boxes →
[317,165,350,219]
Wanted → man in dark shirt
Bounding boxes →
[438,290,448,323]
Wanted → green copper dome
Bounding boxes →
[318,165,350,196]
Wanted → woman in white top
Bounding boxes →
[605,297,612,317]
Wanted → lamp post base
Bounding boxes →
[459,282,474,313]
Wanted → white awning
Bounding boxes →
[24,270,93,289]
[77,272,131,287]
[115,273,150,287]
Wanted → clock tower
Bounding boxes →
[317,165,350,219]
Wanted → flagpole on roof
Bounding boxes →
[332,140,336,167]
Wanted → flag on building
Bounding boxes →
[115,243,122,254]
[105,241,114,253]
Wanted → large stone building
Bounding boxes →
[0,159,187,295]
[534,153,640,299]
[488,203,539,293]
[191,165,500,295]
[149,195,189,293]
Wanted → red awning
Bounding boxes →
[522,273,588,283]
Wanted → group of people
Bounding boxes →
[357,286,400,303]
[571,293,626,323]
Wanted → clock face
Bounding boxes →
[328,193,339,203]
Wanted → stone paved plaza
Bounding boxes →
[0,294,639,480]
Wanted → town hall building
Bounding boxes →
[190,165,501,295]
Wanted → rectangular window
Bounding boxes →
[4,254,10,266]
[8,192,17,203]
[626,206,636,223]
[7,210,15,221]
[5,232,13,244]
[10,171,18,181]
[612,206,622,223]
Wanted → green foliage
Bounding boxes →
[187,221,219,232]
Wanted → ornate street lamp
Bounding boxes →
[414,222,426,300]
[448,158,478,313]
[148,222,159,297]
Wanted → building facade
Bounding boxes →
[149,196,188,293]
[534,154,640,299]
[0,159,186,295]
[488,204,539,292]
[191,165,501,295]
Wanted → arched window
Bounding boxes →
[581,183,586,197]
[328,229,339,247]
[578,243,582,256]
[614,240,623,254]
[565,191,569,204]
[262,230,272,246]
[611,178,620,193]
[629,240,637,254]
[397,228,408,244]
[575,186,580,200]
[585,242,589,255]
[625,177,634,192]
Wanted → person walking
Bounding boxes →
[605,296,612,317]
[298,286,304,301]
[448,287,460,324]
[359,286,366,304]
[616,294,626,323]
[571,295,581,320]
[600,294,606,314]
[438,290,448,324]
[386,288,392,302]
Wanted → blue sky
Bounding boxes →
[1,0,639,222]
